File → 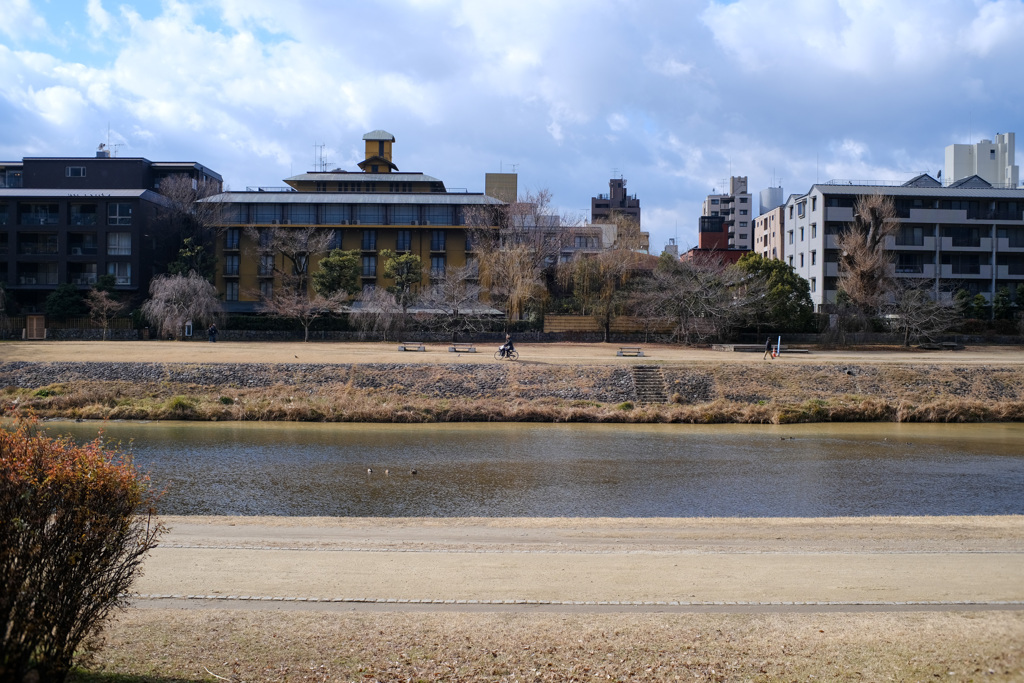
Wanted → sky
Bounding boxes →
[2,0,1023,252]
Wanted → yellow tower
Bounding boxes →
[358,129,398,173]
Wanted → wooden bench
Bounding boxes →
[448,344,477,353]
[397,342,426,352]
[617,346,644,357]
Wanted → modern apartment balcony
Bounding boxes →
[996,237,1024,252]
[940,264,991,278]
[887,236,936,251]
[824,262,839,277]
[940,237,992,252]
[894,264,936,278]
[825,207,854,222]
[907,208,967,223]
[996,265,1024,278]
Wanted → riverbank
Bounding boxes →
[80,515,1024,682]
[3,341,1024,422]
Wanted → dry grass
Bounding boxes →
[6,370,1024,424]
[76,608,1024,682]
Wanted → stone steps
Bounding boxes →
[631,365,668,404]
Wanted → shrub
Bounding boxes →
[0,419,163,683]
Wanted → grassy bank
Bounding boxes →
[5,359,1024,423]
[76,609,1024,682]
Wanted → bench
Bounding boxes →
[397,342,426,352]
[448,344,477,353]
[617,346,644,357]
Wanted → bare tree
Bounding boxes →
[557,223,646,342]
[245,225,335,293]
[884,279,959,346]
[259,285,349,342]
[85,290,126,340]
[836,194,900,315]
[636,254,756,344]
[466,188,581,322]
[141,272,223,339]
[418,263,488,342]
[351,287,403,341]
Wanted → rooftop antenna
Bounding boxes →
[510,163,519,173]
[313,143,329,172]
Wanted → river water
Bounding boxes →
[47,421,1024,518]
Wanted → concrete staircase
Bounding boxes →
[631,365,668,404]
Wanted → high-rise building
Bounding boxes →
[699,176,753,250]
[0,151,221,312]
[945,132,1019,188]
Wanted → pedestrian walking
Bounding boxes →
[763,337,773,360]
[207,323,218,343]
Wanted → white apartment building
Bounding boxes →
[945,132,1019,189]
[701,176,753,250]
[753,204,785,260]
[782,174,1024,310]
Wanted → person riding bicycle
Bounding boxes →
[499,333,515,358]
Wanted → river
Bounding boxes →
[47,421,1024,517]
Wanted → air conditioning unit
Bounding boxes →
[423,220,430,225]
[410,220,418,225]
[351,220,360,225]
[282,219,291,224]
[23,277,36,284]
[271,219,280,224]
[71,247,82,255]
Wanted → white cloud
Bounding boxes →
[30,84,86,125]
[86,0,114,35]
[0,0,49,41]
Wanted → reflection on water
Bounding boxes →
[48,421,1024,518]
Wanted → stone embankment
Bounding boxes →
[2,360,1023,422]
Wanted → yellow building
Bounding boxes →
[209,130,503,311]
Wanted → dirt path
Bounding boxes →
[5,339,1024,365]
[134,515,1024,612]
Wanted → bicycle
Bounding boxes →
[494,347,519,361]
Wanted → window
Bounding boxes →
[710,199,720,205]
[465,232,475,252]
[739,222,748,228]
[107,232,131,256]
[20,203,59,225]
[107,262,131,285]
[66,166,86,177]
[225,228,240,250]
[430,255,445,278]
[321,205,349,223]
[810,278,816,293]
[259,254,275,276]
[810,223,817,239]
[948,226,981,248]
[254,204,281,223]
[108,203,132,225]
[797,202,805,218]
[71,204,98,226]
[258,230,273,250]
[259,280,273,300]
[739,234,747,240]
[430,230,446,251]
[896,225,924,246]
[361,230,377,251]
[224,254,240,276]
[811,251,817,266]
[356,205,383,224]
[396,230,411,251]
[799,227,805,241]
[315,182,327,192]
[225,281,239,301]
[896,253,924,274]
[944,253,981,275]
[811,196,817,211]
[799,253,804,267]
[424,205,453,225]
[739,209,748,215]
[362,255,376,277]
[788,256,793,267]
[288,204,315,223]
[328,229,343,250]
[788,230,794,244]
[390,204,416,225]
[739,197,748,203]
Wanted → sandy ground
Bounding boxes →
[3,339,1024,366]
[134,515,1024,610]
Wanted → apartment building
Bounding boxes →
[590,177,649,252]
[753,204,786,260]
[699,176,753,251]
[945,132,1018,188]
[782,174,1024,310]
[208,130,503,312]
[0,151,221,311]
